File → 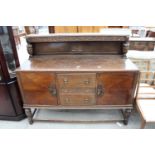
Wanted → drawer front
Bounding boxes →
[18,72,58,106]
[59,93,96,106]
[97,72,138,105]
[59,88,95,94]
[57,73,96,89]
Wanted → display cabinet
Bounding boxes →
[0,26,25,120]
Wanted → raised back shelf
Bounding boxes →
[26,34,129,56]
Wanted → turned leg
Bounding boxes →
[25,108,33,125]
[121,109,132,125]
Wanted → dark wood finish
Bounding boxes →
[16,55,137,72]
[17,72,57,106]
[0,27,25,120]
[0,43,10,80]
[97,72,138,105]
[26,34,129,56]
[26,34,128,43]
[57,73,96,106]
[59,93,96,106]
[0,83,16,116]
[57,73,96,89]
[0,67,3,81]
[129,37,155,51]
[33,41,123,55]
[121,109,132,125]
[16,34,139,125]
[0,78,25,120]
[25,108,33,124]
[48,26,55,33]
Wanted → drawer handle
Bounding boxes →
[84,98,89,102]
[65,98,70,103]
[64,79,68,84]
[48,85,57,96]
[84,80,90,85]
[97,85,104,96]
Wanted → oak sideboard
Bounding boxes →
[16,34,139,125]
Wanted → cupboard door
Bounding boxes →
[97,72,137,105]
[18,72,57,106]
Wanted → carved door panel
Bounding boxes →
[18,72,57,106]
[97,72,137,105]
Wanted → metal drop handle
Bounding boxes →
[97,85,104,96]
[65,98,70,104]
[84,98,89,102]
[48,85,57,96]
[84,80,90,85]
[64,78,68,84]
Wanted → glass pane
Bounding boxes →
[0,26,16,78]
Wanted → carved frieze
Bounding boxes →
[26,34,129,43]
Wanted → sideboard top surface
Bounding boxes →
[16,55,138,72]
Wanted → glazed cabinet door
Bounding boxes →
[17,72,57,106]
[97,72,138,105]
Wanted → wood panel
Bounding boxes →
[18,72,58,106]
[93,26,108,32]
[24,26,31,34]
[129,41,155,51]
[53,26,109,33]
[57,73,96,89]
[0,84,16,116]
[78,26,94,33]
[97,72,137,105]
[33,41,122,55]
[54,26,78,33]
[16,55,138,72]
[48,26,55,33]
[59,93,96,106]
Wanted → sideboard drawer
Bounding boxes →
[59,93,96,106]
[57,73,96,89]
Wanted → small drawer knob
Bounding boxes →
[64,79,68,84]
[84,80,90,85]
[84,98,89,102]
[65,98,69,103]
